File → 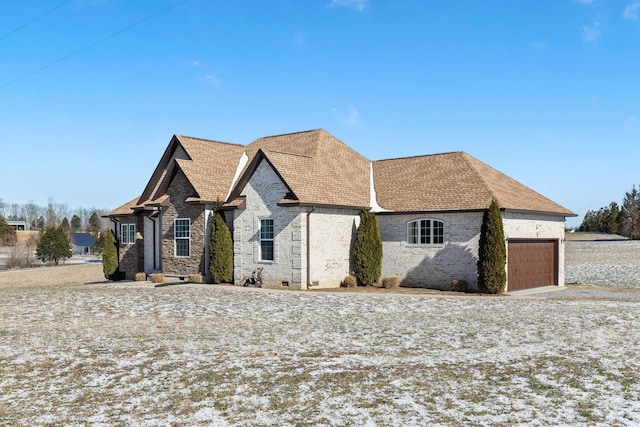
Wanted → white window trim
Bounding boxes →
[121,223,136,245]
[259,217,274,262]
[174,218,191,257]
[406,219,444,245]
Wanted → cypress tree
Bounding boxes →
[102,229,119,279]
[477,198,507,294]
[209,209,233,283]
[87,212,101,235]
[70,215,82,232]
[60,217,70,234]
[352,209,383,286]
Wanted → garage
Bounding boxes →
[507,240,558,291]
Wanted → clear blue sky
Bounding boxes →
[2,0,639,227]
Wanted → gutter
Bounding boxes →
[306,206,316,290]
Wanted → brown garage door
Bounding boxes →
[507,240,558,291]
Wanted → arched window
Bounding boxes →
[407,219,444,244]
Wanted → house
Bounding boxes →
[70,232,96,255]
[105,129,575,292]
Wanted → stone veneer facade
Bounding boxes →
[116,214,144,280]
[159,170,207,276]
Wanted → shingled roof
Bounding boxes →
[106,130,574,217]
[230,129,371,207]
[373,151,575,215]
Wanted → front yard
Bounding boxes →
[1,264,639,426]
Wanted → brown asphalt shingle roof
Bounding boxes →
[104,197,140,217]
[240,130,371,207]
[106,130,574,217]
[173,135,245,203]
[373,151,575,215]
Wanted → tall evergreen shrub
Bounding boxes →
[36,226,73,265]
[477,198,507,294]
[209,210,233,283]
[0,217,17,246]
[352,209,383,286]
[102,229,119,279]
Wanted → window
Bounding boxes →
[260,218,274,261]
[121,223,136,245]
[407,219,444,244]
[174,218,191,257]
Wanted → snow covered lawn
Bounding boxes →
[1,273,639,426]
[565,239,640,288]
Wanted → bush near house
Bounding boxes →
[188,273,203,283]
[477,199,507,294]
[342,275,357,288]
[381,277,399,289]
[102,229,119,280]
[209,209,233,283]
[149,273,164,284]
[352,210,383,286]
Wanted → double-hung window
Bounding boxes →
[174,218,191,257]
[407,219,444,244]
[121,223,136,245]
[260,218,274,261]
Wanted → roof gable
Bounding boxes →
[138,135,245,206]
[231,129,371,207]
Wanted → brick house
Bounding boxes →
[105,129,575,291]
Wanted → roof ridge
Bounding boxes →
[176,134,244,147]
[258,129,322,140]
[374,151,464,163]
[460,152,500,207]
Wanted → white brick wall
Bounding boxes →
[377,212,482,289]
[231,158,567,291]
[233,160,362,289]
[307,207,361,288]
[378,211,567,291]
[233,161,304,288]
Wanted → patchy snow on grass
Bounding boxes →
[2,281,640,426]
[565,240,640,288]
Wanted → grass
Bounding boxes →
[1,272,640,425]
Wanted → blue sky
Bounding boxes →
[1,0,639,227]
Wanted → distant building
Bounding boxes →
[70,232,96,255]
[7,220,26,231]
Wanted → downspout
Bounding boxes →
[149,210,158,271]
[306,206,316,290]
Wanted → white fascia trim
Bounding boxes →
[369,162,392,213]
[226,152,249,201]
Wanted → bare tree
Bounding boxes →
[45,198,58,228]
[21,201,42,231]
